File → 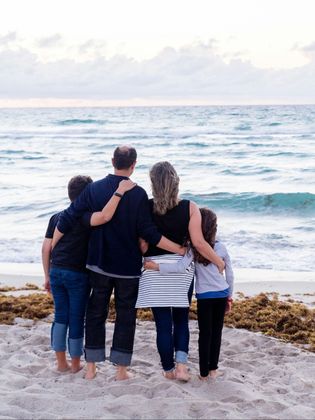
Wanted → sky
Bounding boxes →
[1,0,315,106]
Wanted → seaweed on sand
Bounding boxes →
[1,292,314,352]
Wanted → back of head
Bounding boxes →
[68,175,93,202]
[194,207,217,265]
[113,145,137,170]
[150,161,179,215]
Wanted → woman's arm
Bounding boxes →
[90,179,136,226]
[156,236,186,255]
[188,201,225,272]
[41,238,52,293]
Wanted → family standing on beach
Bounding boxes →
[42,145,234,382]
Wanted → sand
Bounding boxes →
[1,263,314,419]
[0,319,315,420]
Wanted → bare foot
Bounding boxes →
[115,366,133,381]
[163,370,176,380]
[85,362,97,380]
[57,364,70,373]
[175,363,190,382]
[209,369,223,379]
[71,357,83,374]
[56,351,70,372]
[71,364,83,374]
[198,374,209,381]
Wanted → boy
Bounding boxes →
[42,175,135,373]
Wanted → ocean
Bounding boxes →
[0,105,314,272]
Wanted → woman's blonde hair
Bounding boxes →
[150,161,180,215]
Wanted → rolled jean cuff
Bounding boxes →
[84,347,106,363]
[68,337,83,358]
[110,348,132,366]
[175,350,188,364]
[51,322,67,352]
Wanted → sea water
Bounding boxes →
[0,105,314,272]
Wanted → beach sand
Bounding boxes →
[0,263,315,419]
[0,319,315,419]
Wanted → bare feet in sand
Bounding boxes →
[115,366,133,381]
[209,369,223,379]
[198,374,209,381]
[57,364,70,373]
[163,370,176,380]
[56,351,70,372]
[85,362,97,380]
[71,357,83,374]
[175,363,190,382]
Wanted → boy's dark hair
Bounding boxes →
[68,175,93,202]
[113,146,137,170]
[193,208,217,266]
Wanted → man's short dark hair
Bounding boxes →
[113,146,137,170]
[68,175,93,202]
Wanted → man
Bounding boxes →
[54,145,184,380]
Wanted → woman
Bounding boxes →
[136,162,224,381]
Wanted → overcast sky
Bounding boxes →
[1,0,315,106]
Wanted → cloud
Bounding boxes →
[0,43,314,103]
[78,39,107,55]
[0,32,17,45]
[37,34,62,48]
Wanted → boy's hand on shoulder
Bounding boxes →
[117,180,137,195]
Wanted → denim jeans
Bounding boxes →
[151,281,193,372]
[84,271,139,366]
[50,267,90,358]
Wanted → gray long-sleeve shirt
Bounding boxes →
[158,241,234,297]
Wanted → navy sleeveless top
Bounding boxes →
[145,199,190,256]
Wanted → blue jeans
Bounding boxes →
[50,267,90,358]
[152,281,193,372]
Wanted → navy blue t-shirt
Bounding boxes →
[45,211,90,272]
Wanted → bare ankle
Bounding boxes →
[56,351,70,372]
[85,362,96,380]
[71,357,83,373]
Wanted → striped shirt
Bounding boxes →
[135,254,195,308]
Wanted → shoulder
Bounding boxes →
[48,211,62,227]
[45,211,61,237]
[179,199,190,208]
[128,185,148,199]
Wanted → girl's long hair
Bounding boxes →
[194,208,217,266]
[150,161,180,215]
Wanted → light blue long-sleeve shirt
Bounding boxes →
[158,241,234,298]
